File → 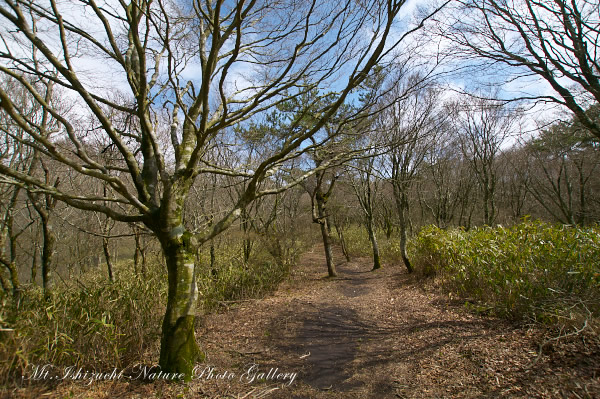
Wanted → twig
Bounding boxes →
[527,319,590,369]
[225,349,264,355]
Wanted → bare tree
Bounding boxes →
[251,170,305,268]
[306,162,340,277]
[0,77,43,299]
[349,153,383,270]
[0,0,444,376]
[304,112,362,278]
[436,0,600,139]
[497,145,531,223]
[453,96,518,226]
[380,76,442,273]
[27,159,59,293]
[21,80,61,295]
[525,117,600,224]
[418,133,472,229]
[331,205,352,262]
[0,165,26,300]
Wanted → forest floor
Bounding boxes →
[9,246,600,398]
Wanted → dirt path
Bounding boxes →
[23,245,598,399]
[196,246,599,398]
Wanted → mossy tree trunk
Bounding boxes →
[152,184,250,379]
[151,179,208,379]
[0,272,10,297]
[156,222,203,379]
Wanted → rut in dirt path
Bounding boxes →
[266,250,393,392]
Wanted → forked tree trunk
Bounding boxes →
[157,225,203,379]
[28,201,57,295]
[316,197,337,277]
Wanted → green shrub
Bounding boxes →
[343,225,373,258]
[0,235,304,386]
[411,220,600,324]
[197,238,302,312]
[0,262,167,385]
[342,224,406,265]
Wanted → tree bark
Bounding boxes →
[28,192,57,295]
[31,244,38,284]
[367,220,381,270]
[320,218,337,277]
[210,242,216,271]
[311,171,338,277]
[3,261,20,300]
[133,226,147,275]
[103,237,114,283]
[394,190,413,273]
[157,224,203,379]
[0,222,21,300]
[41,215,56,294]
[0,271,10,296]
[315,193,337,277]
[133,232,140,275]
[333,220,351,262]
[241,208,253,263]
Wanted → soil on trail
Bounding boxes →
[12,245,599,399]
[196,246,599,399]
